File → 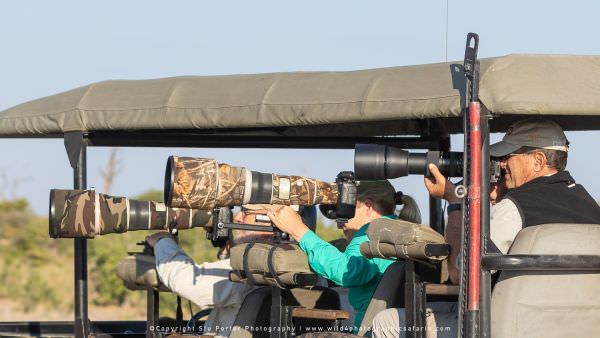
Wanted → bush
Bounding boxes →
[0,198,29,212]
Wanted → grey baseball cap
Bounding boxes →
[490,119,569,157]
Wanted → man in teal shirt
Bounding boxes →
[268,180,399,331]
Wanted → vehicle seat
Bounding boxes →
[228,285,343,337]
[229,287,272,338]
[491,223,600,338]
[356,261,406,336]
[298,261,406,338]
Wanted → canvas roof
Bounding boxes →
[1,54,600,138]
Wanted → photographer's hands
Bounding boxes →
[267,206,309,242]
[145,231,173,248]
[424,164,461,203]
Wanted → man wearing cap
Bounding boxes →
[371,118,600,338]
[432,118,600,283]
[268,180,402,332]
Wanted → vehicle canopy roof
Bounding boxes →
[1,54,600,138]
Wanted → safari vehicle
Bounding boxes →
[0,33,599,338]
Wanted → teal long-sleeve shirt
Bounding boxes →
[298,216,395,330]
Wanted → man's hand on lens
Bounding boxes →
[267,206,309,242]
[145,231,173,248]
[424,163,460,203]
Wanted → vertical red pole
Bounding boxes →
[468,101,481,311]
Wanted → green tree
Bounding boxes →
[134,189,163,202]
[0,198,29,212]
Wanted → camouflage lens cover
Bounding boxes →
[49,189,127,238]
[271,175,338,205]
[168,156,221,209]
[50,189,212,238]
[166,156,341,209]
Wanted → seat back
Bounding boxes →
[229,287,272,338]
[357,261,405,337]
[491,223,600,338]
[229,286,341,338]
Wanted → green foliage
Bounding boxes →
[0,198,29,212]
[134,189,164,202]
[21,271,61,312]
[315,215,345,242]
[89,236,131,305]
[0,202,67,312]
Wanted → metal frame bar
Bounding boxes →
[479,100,492,338]
[482,255,600,270]
[269,287,291,338]
[465,50,482,338]
[0,322,146,337]
[86,133,441,150]
[404,261,426,338]
[146,290,160,338]
[64,132,89,338]
[458,33,479,338]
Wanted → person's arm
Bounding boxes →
[424,164,462,284]
[299,230,381,288]
[151,236,250,308]
[445,210,462,284]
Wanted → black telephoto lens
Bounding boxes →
[354,144,463,180]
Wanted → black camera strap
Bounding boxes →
[242,243,256,285]
[267,245,287,289]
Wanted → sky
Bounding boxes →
[1,0,600,222]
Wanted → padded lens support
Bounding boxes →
[230,242,318,288]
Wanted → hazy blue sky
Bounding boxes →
[1,1,599,221]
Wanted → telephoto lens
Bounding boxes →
[49,189,212,238]
[354,144,463,180]
[165,156,340,209]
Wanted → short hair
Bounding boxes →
[520,146,568,171]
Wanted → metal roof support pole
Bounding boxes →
[64,132,89,338]
[479,107,492,338]
[459,32,481,338]
[465,33,482,338]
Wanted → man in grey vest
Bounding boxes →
[372,118,600,338]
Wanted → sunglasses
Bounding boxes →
[503,150,537,160]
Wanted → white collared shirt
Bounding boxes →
[154,238,257,337]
